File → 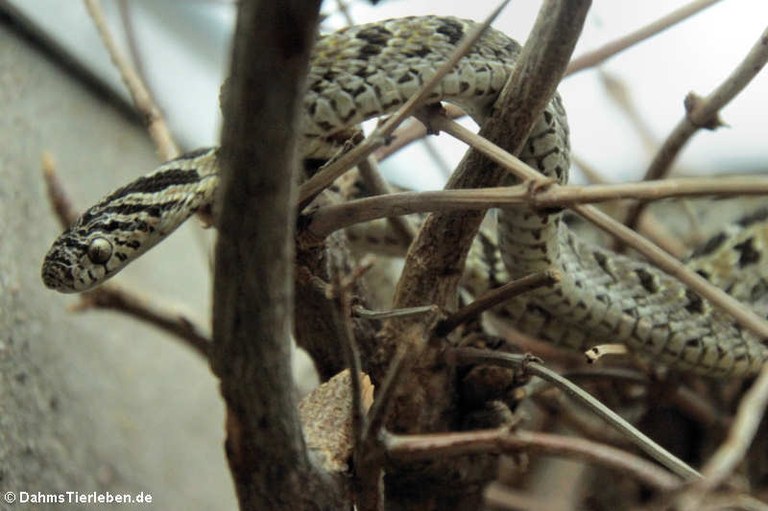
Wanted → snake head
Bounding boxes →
[42,227,132,293]
[42,150,219,293]
[41,198,186,293]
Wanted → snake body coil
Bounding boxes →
[42,16,768,376]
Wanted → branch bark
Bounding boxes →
[376,0,591,506]
[382,0,591,429]
[211,2,345,509]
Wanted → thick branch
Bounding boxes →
[211,2,344,510]
[380,0,591,433]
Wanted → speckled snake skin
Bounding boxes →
[41,16,768,376]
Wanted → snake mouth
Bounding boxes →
[41,259,76,293]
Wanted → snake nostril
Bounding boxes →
[41,261,71,290]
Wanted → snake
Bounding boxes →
[41,16,768,377]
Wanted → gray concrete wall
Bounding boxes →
[0,16,237,510]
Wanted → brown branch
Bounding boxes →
[211,1,345,509]
[303,176,768,240]
[42,152,78,227]
[371,104,467,162]
[623,24,768,230]
[296,0,512,208]
[327,257,382,510]
[379,2,591,458]
[436,270,560,336]
[83,0,179,160]
[697,362,768,492]
[77,286,211,359]
[566,0,725,75]
[384,429,681,491]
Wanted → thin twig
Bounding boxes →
[116,0,151,94]
[328,256,380,509]
[371,105,466,162]
[328,256,366,447]
[450,347,701,480]
[436,270,560,336]
[383,428,681,491]
[83,0,179,160]
[42,152,78,227]
[362,346,415,447]
[357,157,418,245]
[297,0,512,207]
[303,175,768,240]
[333,0,354,26]
[353,305,439,321]
[77,286,211,359]
[624,24,768,230]
[599,70,659,156]
[566,0,725,75]
[698,362,768,492]
[561,368,730,428]
[352,345,414,511]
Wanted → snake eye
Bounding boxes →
[87,237,113,264]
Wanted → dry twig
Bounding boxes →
[566,0,725,75]
[384,428,681,492]
[83,0,179,160]
[436,271,560,336]
[77,286,211,359]
[303,175,768,240]
[624,25,768,230]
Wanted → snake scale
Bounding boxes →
[42,16,768,377]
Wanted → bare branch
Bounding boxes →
[303,176,768,240]
[624,25,768,229]
[436,271,560,336]
[83,0,179,160]
[696,363,768,494]
[371,104,466,161]
[384,428,681,491]
[77,286,211,359]
[211,1,345,508]
[42,152,78,228]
